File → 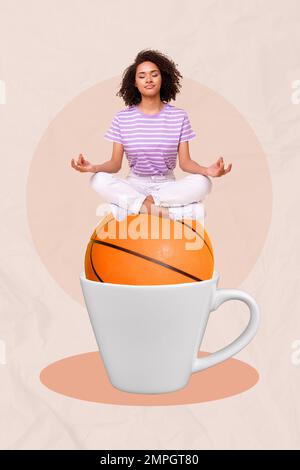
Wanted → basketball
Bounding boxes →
[84,212,214,285]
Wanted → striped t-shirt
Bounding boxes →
[104,102,196,176]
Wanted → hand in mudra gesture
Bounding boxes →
[71,153,95,173]
[206,157,232,177]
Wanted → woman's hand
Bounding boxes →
[205,157,232,177]
[71,154,95,173]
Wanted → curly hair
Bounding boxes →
[116,49,183,107]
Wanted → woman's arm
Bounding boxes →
[178,141,208,175]
[71,142,124,174]
[178,141,232,177]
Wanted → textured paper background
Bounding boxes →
[1,0,300,450]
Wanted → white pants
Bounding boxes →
[89,169,212,222]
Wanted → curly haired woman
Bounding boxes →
[71,49,232,221]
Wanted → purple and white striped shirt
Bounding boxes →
[104,102,196,176]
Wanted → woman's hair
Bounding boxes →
[116,49,183,107]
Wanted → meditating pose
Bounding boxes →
[71,49,232,221]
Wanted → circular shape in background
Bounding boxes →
[40,351,259,404]
[26,76,272,303]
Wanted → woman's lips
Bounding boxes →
[145,85,154,89]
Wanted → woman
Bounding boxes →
[71,49,232,221]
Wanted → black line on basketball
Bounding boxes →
[91,239,203,282]
[93,214,213,259]
[179,220,214,259]
[90,241,104,282]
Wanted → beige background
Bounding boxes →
[1,0,300,450]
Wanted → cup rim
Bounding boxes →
[79,270,220,289]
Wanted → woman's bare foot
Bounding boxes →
[139,195,154,213]
[139,196,170,219]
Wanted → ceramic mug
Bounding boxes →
[79,270,260,394]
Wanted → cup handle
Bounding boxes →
[192,288,260,373]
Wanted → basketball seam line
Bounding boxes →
[94,214,214,260]
[91,239,203,282]
[90,242,104,282]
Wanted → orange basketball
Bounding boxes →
[84,212,214,285]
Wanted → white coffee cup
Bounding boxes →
[79,270,260,394]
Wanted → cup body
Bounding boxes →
[80,272,219,393]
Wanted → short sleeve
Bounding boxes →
[104,114,123,144]
[179,112,196,143]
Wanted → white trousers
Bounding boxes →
[89,169,212,222]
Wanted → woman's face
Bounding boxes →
[135,61,162,97]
